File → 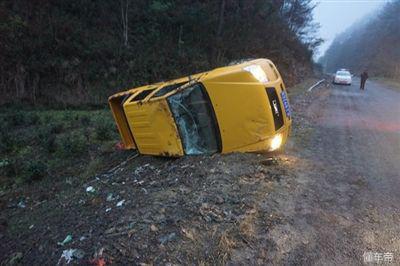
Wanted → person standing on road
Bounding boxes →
[360,70,369,90]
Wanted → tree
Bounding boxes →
[0,0,321,106]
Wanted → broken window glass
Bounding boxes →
[167,83,220,155]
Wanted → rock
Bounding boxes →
[150,224,158,232]
[181,228,195,241]
[215,195,225,204]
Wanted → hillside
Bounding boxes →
[0,0,320,106]
[320,1,400,79]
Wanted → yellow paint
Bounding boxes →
[108,58,292,156]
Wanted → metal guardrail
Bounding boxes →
[308,79,326,92]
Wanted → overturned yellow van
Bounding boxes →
[109,58,292,156]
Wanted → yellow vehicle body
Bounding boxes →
[109,59,292,156]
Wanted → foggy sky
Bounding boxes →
[313,0,387,59]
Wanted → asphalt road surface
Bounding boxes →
[267,78,400,265]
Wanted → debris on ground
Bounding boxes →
[86,186,95,193]
[106,193,116,202]
[158,232,177,244]
[89,248,106,266]
[1,149,293,264]
[89,258,106,266]
[57,235,72,246]
[57,249,73,264]
[150,224,158,232]
[17,200,26,208]
[72,249,85,259]
[116,199,125,207]
[8,252,23,264]
[57,249,85,264]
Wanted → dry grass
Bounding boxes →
[217,230,237,263]
[239,208,257,241]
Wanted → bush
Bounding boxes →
[25,112,40,125]
[6,111,25,126]
[80,115,91,126]
[0,159,15,178]
[36,126,58,153]
[0,132,17,153]
[49,122,64,134]
[43,114,52,124]
[95,120,113,141]
[62,111,72,121]
[58,132,87,157]
[23,160,48,182]
[45,135,57,153]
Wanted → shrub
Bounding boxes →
[41,134,57,153]
[6,111,25,126]
[26,112,40,125]
[23,160,48,182]
[62,111,72,121]
[80,115,91,126]
[0,159,15,178]
[49,122,64,134]
[58,132,87,157]
[95,120,113,141]
[36,126,58,153]
[43,114,52,124]
[0,132,17,153]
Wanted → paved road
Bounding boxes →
[266,78,400,265]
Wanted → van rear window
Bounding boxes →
[132,89,155,101]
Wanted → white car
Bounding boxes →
[333,70,352,85]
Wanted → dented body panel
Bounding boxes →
[108,59,292,156]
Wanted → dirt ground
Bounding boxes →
[1,78,399,265]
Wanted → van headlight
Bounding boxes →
[243,65,269,83]
[269,134,282,151]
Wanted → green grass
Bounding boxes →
[0,107,122,187]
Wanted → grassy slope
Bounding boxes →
[0,77,319,188]
[0,79,318,264]
[0,108,130,188]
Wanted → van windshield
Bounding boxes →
[167,83,220,155]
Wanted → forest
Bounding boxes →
[0,0,321,106]
[320,1,400,79]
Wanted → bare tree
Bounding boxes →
[121,0,129,47]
